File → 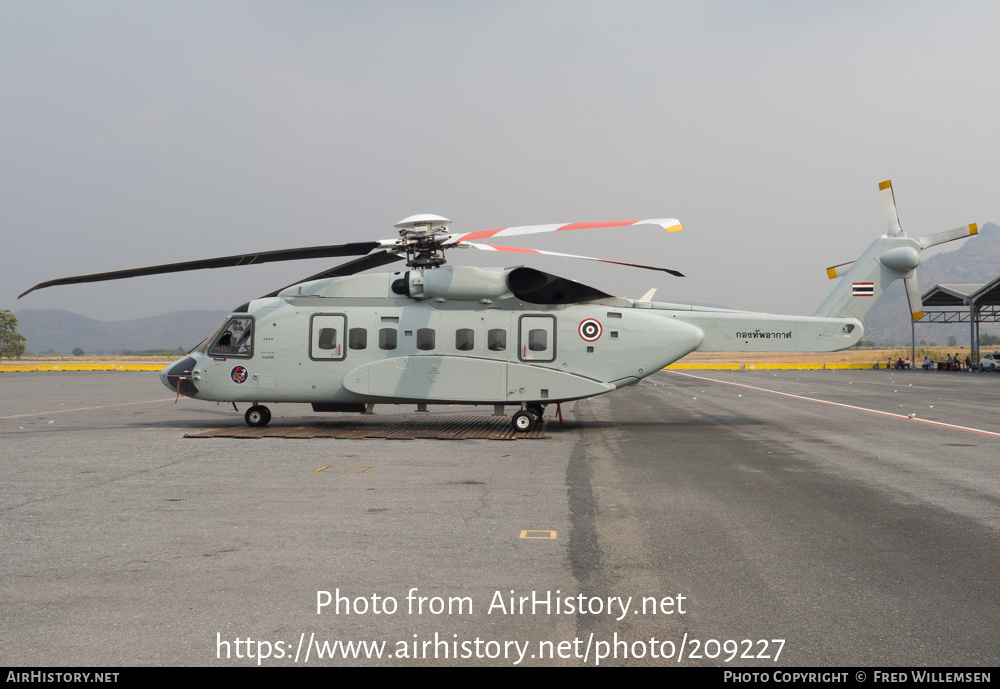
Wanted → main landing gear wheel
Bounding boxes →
[512,410,538,433]
[245,405,271,427]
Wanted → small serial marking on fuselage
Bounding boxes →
[733,330,793,339]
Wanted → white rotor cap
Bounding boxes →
[394,214,453,230]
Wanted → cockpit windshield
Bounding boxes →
[195,316,254,358]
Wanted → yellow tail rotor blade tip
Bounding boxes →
[878,180,892,190]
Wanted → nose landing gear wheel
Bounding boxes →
[245,405,271,427]
[512,410,538,433]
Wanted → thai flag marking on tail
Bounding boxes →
[853,282,874,297]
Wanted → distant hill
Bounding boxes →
[13,309,227,355]
[862,222,1000,346]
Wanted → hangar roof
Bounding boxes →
[922,275,1000,307]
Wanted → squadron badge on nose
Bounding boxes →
[231,365,248,384]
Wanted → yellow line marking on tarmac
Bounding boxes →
[665,363,877,371]
[315,466,374,473]
[520,530,557,539]
[670,371,1000,439]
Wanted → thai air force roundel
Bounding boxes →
[231,365,248,384]
[578,318,603,342]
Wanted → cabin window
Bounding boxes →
[417,328,435,351]
[209,317,253,358]
[528,329,547,351]
[379,328,397,351]
[488,329,506,351]
[455,328,474,351]
[349,328,368,350]
[310,314,347,360]
[318,328,337,350]
[518,315,556,362]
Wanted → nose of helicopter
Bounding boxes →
[161,356,199,397]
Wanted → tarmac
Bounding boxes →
[1,368,998,666]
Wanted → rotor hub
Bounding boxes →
[393,214,453,268]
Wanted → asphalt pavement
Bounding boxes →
[1,369,997,666]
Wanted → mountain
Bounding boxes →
[861,222,1000,345]
[13,309,227,355]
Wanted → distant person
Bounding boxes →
[923,356,931,371]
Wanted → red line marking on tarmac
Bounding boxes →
[1,398,179,421]
[669,371,1000,439]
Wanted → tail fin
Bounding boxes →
[813,180,977,320]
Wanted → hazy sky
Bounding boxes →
[3,1,999,321]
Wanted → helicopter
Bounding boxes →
[19,180,976,432]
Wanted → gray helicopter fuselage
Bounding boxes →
[160,266,705,408]
[160,265,865,410]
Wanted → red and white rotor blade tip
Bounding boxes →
[443,218,682,244]
[461,243,684,277]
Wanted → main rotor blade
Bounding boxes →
[18,241,383,298]
[441,218,682,244]
[459,242,685,277]
[260,251,404,298]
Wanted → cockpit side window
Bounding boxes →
[208,317,254,358]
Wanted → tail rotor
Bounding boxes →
[816,180,977,322]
